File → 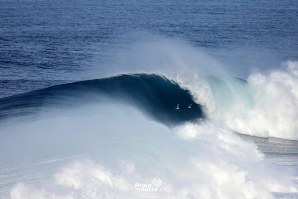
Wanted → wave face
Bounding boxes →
[0,74,204,126]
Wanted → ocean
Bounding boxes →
[0,0,297,198]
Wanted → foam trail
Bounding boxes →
[0,103,295,199]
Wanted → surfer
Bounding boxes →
[188,103,192,109]
[176,104,180,110]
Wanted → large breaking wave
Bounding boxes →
[0,37,297,199]
[2,61,297,140]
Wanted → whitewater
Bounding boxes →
[0,37,297,199]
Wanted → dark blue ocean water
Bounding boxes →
[0,0,297,97]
